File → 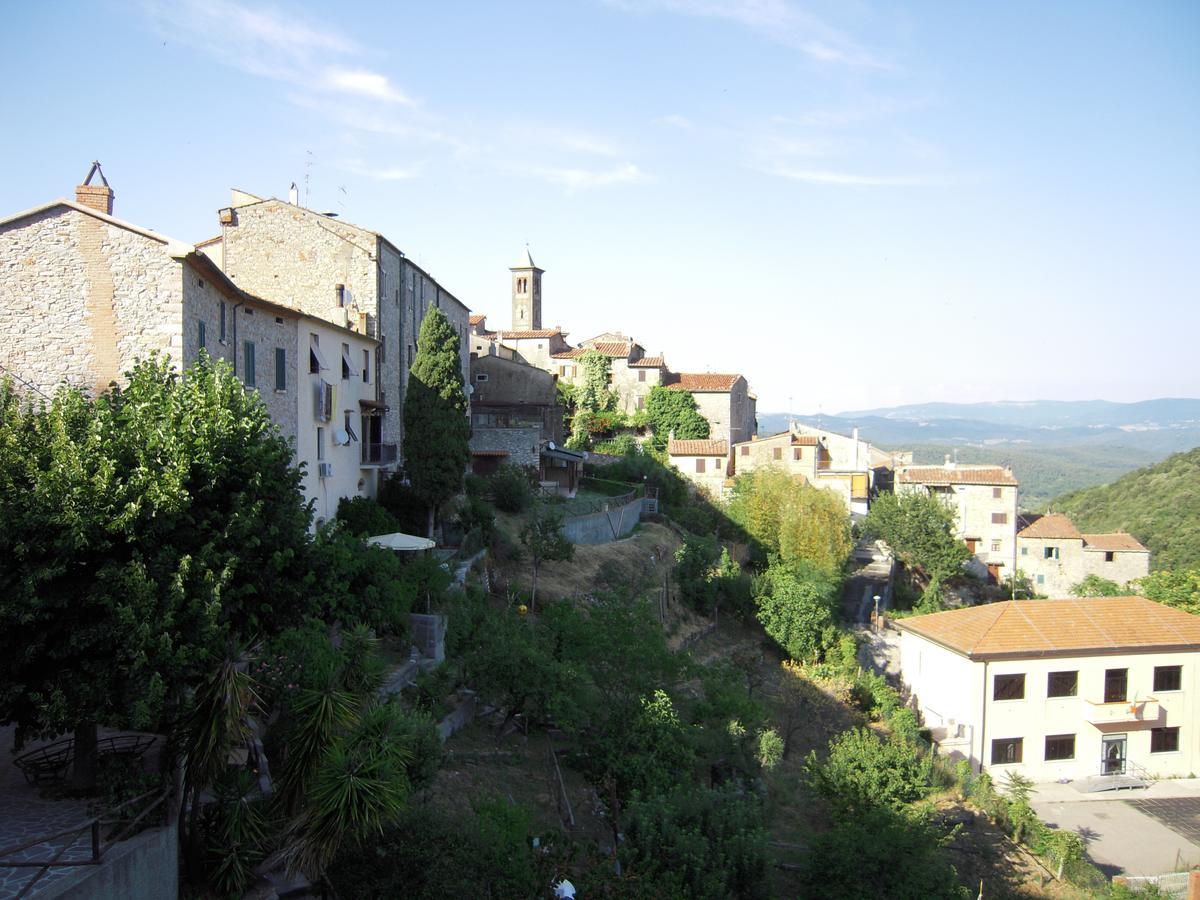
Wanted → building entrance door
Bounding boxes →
[1102,734,1127,775]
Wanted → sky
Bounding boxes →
[2,1,1198,413]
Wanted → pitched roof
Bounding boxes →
[500,329,563,339]
[586,341,633,358]
[734,430,819,447]
[897,465,1018,487]
[550,348,586,359]
[1017,513,1083,540]
[629,356,665,368]
[0,197,193,255]
[512,246,539,269]
[1082,533,1149,553]
[666,373,743,393]
[469,314,487,325]
[895,596,1200,659]
[668,439,729,456]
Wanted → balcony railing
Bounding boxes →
[361,442,398,467]
[1084,697,1161,726]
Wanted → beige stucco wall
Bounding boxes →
[902,631,1200,781]
[734,433,818,480]
[610,360,661,413]
[1017,537,1151,597]
[669,452,730,497]
[1,206,184,396]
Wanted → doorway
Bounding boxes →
[1102,734,1127,775]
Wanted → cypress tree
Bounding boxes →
[402,308,471,537]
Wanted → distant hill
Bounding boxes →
[1050,447,1200,572]
[756,398,1200,508]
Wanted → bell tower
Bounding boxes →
[510,246,543,330]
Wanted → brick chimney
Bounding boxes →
[75,161,114,215]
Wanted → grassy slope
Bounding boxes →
[1051,447,1200,571]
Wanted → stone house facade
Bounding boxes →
[0,176,378,525]
[1016,513,1151,596]
[731,426,873,516]
[667,438,731,497]
[897,597,1200,783]
[469,353,563,469]
[551,333,668,415]
[896,461,1019,583]
[200,190,471,467]
[665,373,756,445]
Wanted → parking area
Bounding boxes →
[1032,783,1200,878]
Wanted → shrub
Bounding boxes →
[754,561,842,663]
[593,433,639,456]
[456,495,495,545]
[308,528,416,634]
[490,463,534,513]
[377,473,433,535]
[805,727,933,818]
[335,496,401,537]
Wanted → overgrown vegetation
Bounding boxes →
[863,490,972,611]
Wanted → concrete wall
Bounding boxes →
[901,632,1200,781]
[0,206,183,396]
[44,822,178,900]
[1017,537,1150,596]
[561,493,643,545]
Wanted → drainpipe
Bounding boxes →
[978,660,989,775]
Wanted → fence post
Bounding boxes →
[1187,870,1200,900]
[90,820,100,862]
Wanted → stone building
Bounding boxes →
[198,188,471,469]
[468,314,515,360]
[1016,513,1151,596]
[667,438,731,497]
[664,372,756,445]
[896,460,1019,583]
[0,169,379,525]
[731,423,874,516]
[551,332,669,415]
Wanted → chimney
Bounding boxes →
[852,427,860,443]
[75,161,114,215]
[944,453,953,467]
[289,182,299,205]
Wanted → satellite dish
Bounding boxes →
[333,428,350,446]
[465,384,475,396]
[548,441,556,451]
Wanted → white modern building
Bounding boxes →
[896,596,1200,783]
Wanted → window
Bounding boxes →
[993,673,1025,701]
[1105,551,1115,563]
[243,341,256,387]
[310,334,326,374]
[219,302,227,342]
[341,343,352,380]
[740,446,749,456]
[1036,574,1044,585]
[1047,671,1078,697]
[993,487,1003,499]
[1151,727,1180,753]
[637,396,644,411]
[992,512,1008,524]
[1104,668,1128,703]
[344,412,358,442]
[336,284,346,307]
[362,349,370,383]
[773,447,782,460]
[794,448,803,460]
[991,540,1001,552]
[991,738,1023,764]
[244,306,253,316]
[275,316,283,325]
[695,458,706,474]
[476,373,489,382]
[1021,546,1028,556]
[1154,666,1182,692]
[274,348,286,391]
[1044,546,1060,560]
[638,370,646,382]
[1045,734,1076,761]
[198,320,206,349]
[316,427,325,461]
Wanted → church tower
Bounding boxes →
[510,246,543,330]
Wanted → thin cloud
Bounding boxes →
[656,113,694,129]
[323,68,414,105]
[605,0,893,70]
[536,163,648,191]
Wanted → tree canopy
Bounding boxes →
[645,385,710,450]
[728,467,852,573]
[862,490,971,584]
[402,308,471,536]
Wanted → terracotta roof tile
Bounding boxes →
[895,596,1200,659]
[1082,533,1149,553]
[469,314,486,325]
[667,439,729,456]
[665,372,743,393]
[500,329,563,339]
[585,341,633,358]
[1017,513,1082,540]
[897,465,1018,487]
[551,348,586,359]
[629,356,665,368]
[733,431,819,447]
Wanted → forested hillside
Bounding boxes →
[1052,447,1200,571]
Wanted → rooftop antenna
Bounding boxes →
[304,150,314,208]
[338,184,348,215]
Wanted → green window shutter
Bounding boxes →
[244,341,256,387]
[275,348,287,391]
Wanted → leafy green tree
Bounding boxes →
[645,384,710,450]
[0,357,312,785]
[794,806,968,899]
[1069,574,1124,597]
[1135,568,1200,615]
[520,505,574,611]
[863,490,972,584]
[729,468,852,573]
[806,726,933,820]
[335,496,401,537]
[754,561,841,663]
[402,308,470,537]
[567,350,617,448]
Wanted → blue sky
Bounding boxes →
[2,1,1197,412]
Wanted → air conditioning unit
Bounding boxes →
[318,462,333,479]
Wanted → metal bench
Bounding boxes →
[13,734,155,787]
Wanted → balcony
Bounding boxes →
[1084,697,1161,726]
[361,442,398,467]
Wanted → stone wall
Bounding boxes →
[470,425,541,468]
[0,206,183,397]
[1017,537,1150,596]
[609,359,661,413]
